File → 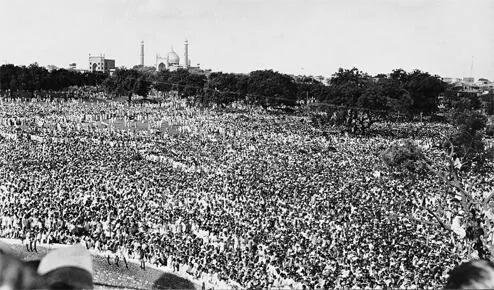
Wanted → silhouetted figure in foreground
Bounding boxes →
[445,260,494,289]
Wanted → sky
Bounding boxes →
[0,0,493,79]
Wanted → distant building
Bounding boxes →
[155,40,209,74]
[441,77,463,84]
[45,65,58,72]
[315,76,326,83]
[463,77,475,84]
[477,78,491,85]
[168,48,181,71]
[188,66,211,76]
[441,77,453,84]
[68,63,77,70]
[89,54,115,73]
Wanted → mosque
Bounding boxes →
[155,47,182,72]
[153,40,208,74]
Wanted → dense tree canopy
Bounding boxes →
[245,70,298,107]
[102,69,151,102]
[1,64,450,118]
[389,69,446,115]
[205,72,249,106]
[0,64,106,93]
[154,69,207,98]
[294,76,329,104]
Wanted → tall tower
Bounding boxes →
[184,39,189,69]
[140,41,144,67]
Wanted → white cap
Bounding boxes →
[37,244,93,275]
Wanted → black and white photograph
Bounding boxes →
[0,0,493,289]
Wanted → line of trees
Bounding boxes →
[0,64,107,92]
[4,64,491,130]
[0,63,450,116]
[102,67,448,114]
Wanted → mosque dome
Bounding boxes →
[167,49,180,65]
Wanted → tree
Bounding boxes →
[446,110,490,170]
[326,68,369,105]
[444,87,482,112]
[442,84,492,171]
[132,65,156,76]
[103,69,151,102]
[294,76,329,103]
[382,140,492,260]
[376,77,413,117]
[154,70,173,93]
[155,69,206,98]
[206,72,248,106]
[480,94,494,116]
[184,73,207,97]
[247,70,298,107]
[318,68,392,133]
[0,64,107,94]
[390,69,446,115]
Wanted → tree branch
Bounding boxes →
[389,212,452,232]
[425,207,452,231]
[410,188,453,232]
[424,162,474,204]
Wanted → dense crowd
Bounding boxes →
[0,95,493,288]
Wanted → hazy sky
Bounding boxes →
[0,0,493,79]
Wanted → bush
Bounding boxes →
[381,140,426,173]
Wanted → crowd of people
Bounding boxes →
[0,94,493,288]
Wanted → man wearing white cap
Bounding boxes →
[37,244,94,289]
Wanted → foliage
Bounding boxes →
[313,68,443,133]
[446,110,490,170]
[381,140,426,173]
[480,94,494,116]
[294,76,329,103]
[381,140,492,260]
[103,69,151,102]
[205,72,249,106]
[247,70,298,107]
[444,87,483,112]
[0,64,106,93]
[326,68,370,105]
[451,109,487,132]
[0,64,449,118]
[154,69,206,98]
[390,69,447,115]
[376,77,413,117]
[317,68,393,133]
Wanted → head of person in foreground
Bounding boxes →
[446,260,494,289]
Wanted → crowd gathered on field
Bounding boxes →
[0,91,493,289]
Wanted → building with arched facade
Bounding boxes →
[89,54,115,74]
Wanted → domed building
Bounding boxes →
[155,40,210,75]
[167,49,180,66]
[155,47,181,72]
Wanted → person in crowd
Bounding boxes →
[0,95,492,288]
[139,242,146,270]
[117,241,129,269]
